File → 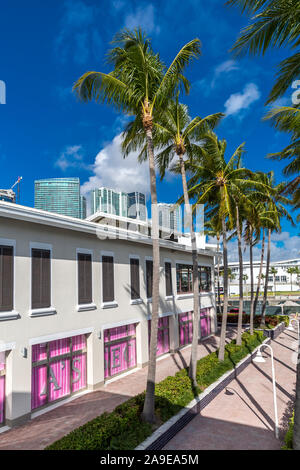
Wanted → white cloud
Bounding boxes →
[55,145,91,172]
[213,231,300,263]
[224,82,260,117]
[124,4,160,35]
[80,134,150,199]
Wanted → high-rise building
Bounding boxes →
[34,177,85,219]
[91,187,128,217]
[80,195,87,219]
[127,192,147,221]
[158,203,181,233]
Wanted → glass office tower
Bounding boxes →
[91,188,128,217]
[34,178,85,219]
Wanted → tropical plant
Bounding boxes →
[227,0,300,103]
[73,28,201,423]
[154,97,223,385]
[183,131,265,355]
[287,266,299,291]
[270,266,278,296]
[205,216,223,309]
[258,172,293,326]
[265,105,300,222]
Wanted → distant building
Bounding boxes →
[80,195,87,219]
[91,187,128,218]
[90,188,147,221]
[127,191,147,221]
[158,203,181,233]
[221,258,300,294]
[0,189,16,203]
[34,177,85,219]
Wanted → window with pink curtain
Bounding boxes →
[104,324,137,379]
[0,352,5,425]
[31,334,87,410]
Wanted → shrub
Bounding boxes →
[282,413,294,450]
[46,330,265,451]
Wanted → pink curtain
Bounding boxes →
[31,364,47,410]
[72,354,86,393]
[0,353,5,424]
[32,343,47,363]
[73,334,86,352]
[49,338,70,358]
[49,358,70,402]
[0,376,4,424]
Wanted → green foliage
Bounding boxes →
[282,412,294,450]
[217,313,289,327]
[46,331,264,451]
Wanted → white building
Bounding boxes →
[224,258,300,295]
[158,203,181,234]
[0,201,217,429]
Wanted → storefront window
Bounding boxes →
[0,352,5,425]
[31,334,87,410]
[104,324,137,379]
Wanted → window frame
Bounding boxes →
[29,242,55,317]
[0,238,16,319]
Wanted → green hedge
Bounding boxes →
[217,313,289,328]
[46,330,265,451]
[282,413,294,450]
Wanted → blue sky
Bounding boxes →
[0,0,299,260]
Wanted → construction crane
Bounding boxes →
[0,176,22,203]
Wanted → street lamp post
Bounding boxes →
[253,344,279,439]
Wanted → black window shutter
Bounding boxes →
[165,262,172,296]
[102,256,114,302]
[130,258,140,300]
[78,253,92,305]
[32,249,51,309]
[0,246,13,312]
[146,260,153,298]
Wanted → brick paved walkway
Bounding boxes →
[164,327,297,450]
[0,329,238,450]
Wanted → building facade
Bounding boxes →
[158,203,181,234]
[224,258,300,295]
[0,201,216,428]
[91,187,128,218]
[34,178,86,220]
[127,192,147,221]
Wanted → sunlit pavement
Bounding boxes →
[164,328,297,450]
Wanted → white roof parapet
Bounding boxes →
[0,201,218,257]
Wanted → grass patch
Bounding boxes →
[282,413,294,450]
[46,330,265,451]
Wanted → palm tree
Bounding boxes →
[259,172,293,326]
[244,197,274,332]
[154,98,223,385]
[270,266,278,296]
[184,131,263,357]
[266,105,300,222]
[227,0,300,103]
[287,266,298,292]
[73,28,201,423]
[205,216,223,310]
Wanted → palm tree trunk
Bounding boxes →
[236,205,243,345]
[217,236,221,311]
[142,128,160,424]
[218,216,228,361]
[254,229,265,315]
[249,226,254,335]
[293,347,300,449]
[179,154,199,386]
[261,228,271,327]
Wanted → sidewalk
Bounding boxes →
[164,327,297,450]
[0,328,237,450]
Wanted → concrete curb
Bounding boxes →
[257,321,286,340]
[135,336,271,451]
